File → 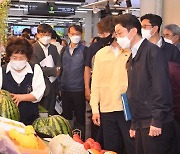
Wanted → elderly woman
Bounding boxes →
[0,37,46,125]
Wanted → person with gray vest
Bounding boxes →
[60,24,87,140]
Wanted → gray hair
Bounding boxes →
[164,24,180,37]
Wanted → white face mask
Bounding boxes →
[10,60,27,71]
[141,28,152,40]
[70,35,81,44]
[39,36,51,45]
[164,38,173,44]
[117,36,131,49]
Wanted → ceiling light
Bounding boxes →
[111,11,119,15]
[7,19,17,21]
[55,2,82,5]
[77,8,93,11]
[27,18,47,21]
[75,10,87,13]
[8,17,22,20]
[9,8,25,11]
[19,0,47,3]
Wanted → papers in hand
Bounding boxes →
[55,96,63,115]
[121,93,132,121]
[40,55,56,83]
[40,55,54,67]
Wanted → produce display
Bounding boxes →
[73,134,117,154]
[33,115,72,137]
[72,134,117,154]
[49,134,88,154]
[0,117,49,154]
[8,126,39,149]
[0,90,20,121]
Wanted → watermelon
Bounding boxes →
[32,115,72,137]
[0,90,20,121]
[38,126,60,137]
[32,117,48,132]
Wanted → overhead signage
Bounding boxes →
[28,3,75,16]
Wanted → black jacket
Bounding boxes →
[161,37,180,64]
[127,39,173,129]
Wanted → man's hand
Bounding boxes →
[85,88,91,101]
[129,129,136,138]
[92,113,100,126]
[149,125,162,137]
[10,93,25,106]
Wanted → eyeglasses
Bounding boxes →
[163,34,175,39]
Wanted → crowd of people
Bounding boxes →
[0,13,180,154]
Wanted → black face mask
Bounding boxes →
[100,34,114,46]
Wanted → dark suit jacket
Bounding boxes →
[31,42,60,96]
[169,62,180,122]
[127,39,173,129]
[161,37,180,64]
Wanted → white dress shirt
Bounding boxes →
[69,44,78,56]
[0,63,46,103]
[110,45,120,57]
[38,41,50,57]
[51,42,63,55]
[131,38,145,58]
[156,37,163,47]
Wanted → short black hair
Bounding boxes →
[21,33,30,40]
[6,37,33,61]
[68,24,83,34]
[51,30,58,39]
[37,24,53,34]
[52,30,62,44]
[140,14,162,33]
[56,36,62,44]
[114,14,142,36]
[22,28,31,35]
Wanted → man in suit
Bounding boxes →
[168,62,180,154]
[140,14,180,64]
[114,14,174,154]
[31,24,60,115]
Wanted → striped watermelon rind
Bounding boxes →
[32,115,72,137]
[32,117,48,132]
[0,90,20,121]
[38,126,59,137]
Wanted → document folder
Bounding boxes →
[121,93,132,121]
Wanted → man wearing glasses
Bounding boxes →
[163,24,180,51]
[140,14,180,64]
[141,14,180,154]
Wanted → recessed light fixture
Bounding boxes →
[19,0,47,3]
